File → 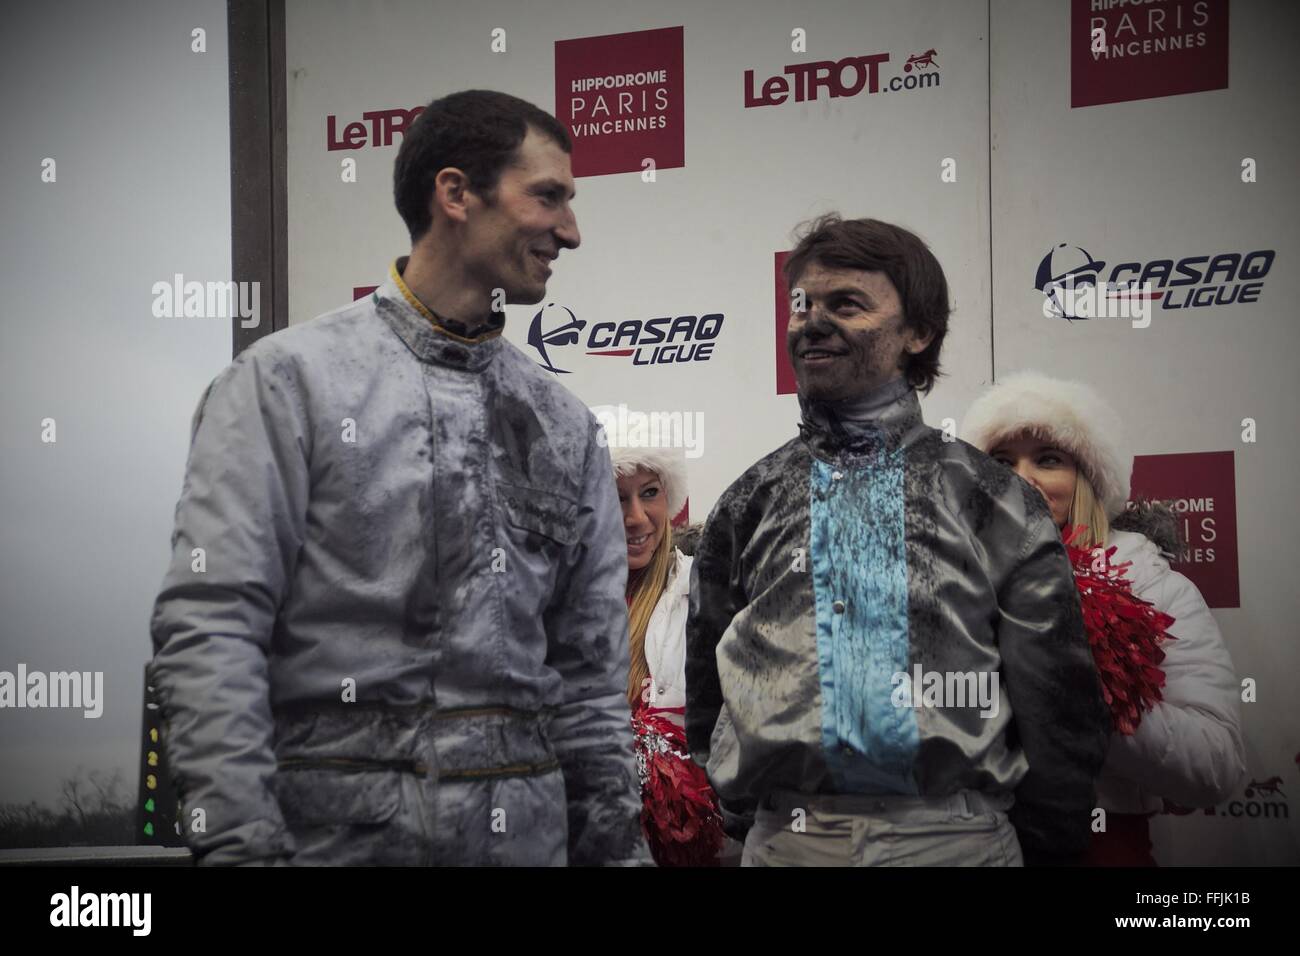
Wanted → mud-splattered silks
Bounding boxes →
[150,258,648,866]
[685,377,1112,861]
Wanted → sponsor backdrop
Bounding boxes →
[287,0,993,517]
[992,0,1298,864]
[285,0,1298,863]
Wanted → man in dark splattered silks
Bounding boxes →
[685,215,1110,866]
[150,91,647,865]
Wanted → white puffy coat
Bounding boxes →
[1096,531,1247,813]
[643,550,692,723]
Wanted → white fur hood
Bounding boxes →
[962,371,1131,518]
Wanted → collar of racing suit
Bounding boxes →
[372,257,506,371]
[796,375,922,459]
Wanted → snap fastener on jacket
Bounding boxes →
[832,600,846,614]
[831,471,843,481]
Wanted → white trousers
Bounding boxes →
[742,789,1023,867]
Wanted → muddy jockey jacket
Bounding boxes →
[150,259,647,866]
[685,377,1112,862]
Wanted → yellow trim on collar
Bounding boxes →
[388,260,504,345]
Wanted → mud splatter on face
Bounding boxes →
[786,263,920,403]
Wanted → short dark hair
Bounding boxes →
[783,215,951,394]
[393,90,573,242]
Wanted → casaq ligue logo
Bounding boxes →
[527,303,723,374]
[1036,242,1275,327]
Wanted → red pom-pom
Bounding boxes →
[632,705,727,866]
[1063,526,1173,735]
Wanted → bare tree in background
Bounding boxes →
[60,775,88,830]
[1,766,132,849]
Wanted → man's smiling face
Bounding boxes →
[461,127,581,305]
[786,262,932,402]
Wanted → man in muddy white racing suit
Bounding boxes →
[150,90,646,866]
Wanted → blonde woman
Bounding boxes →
[609,442,726,866]
[963,371,1247,865]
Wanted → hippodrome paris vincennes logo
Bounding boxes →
[527,303,723,375]
[1035,242,1274,324]
[1071,0,1228,109]
[555,26,684,178]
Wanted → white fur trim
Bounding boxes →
[605,443,688,521]
[961,371,1131,517]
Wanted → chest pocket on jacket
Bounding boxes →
[497,482,579,548]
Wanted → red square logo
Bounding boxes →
[555,26,685,178]
[775,250,797,395]
[1129,450,1239,608]
[1071,0,1229,108]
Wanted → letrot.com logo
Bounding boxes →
[527,303,723,374]
[744,47,940,108]
[1035,242,1275,326]
[326,105,423,150]
[1162,770,1290,821]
